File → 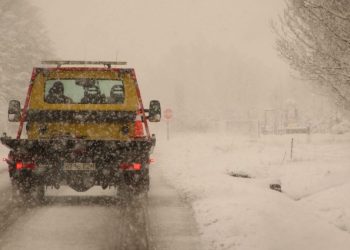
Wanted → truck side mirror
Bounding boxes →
[8,100,21,122]
[148,100,161,122]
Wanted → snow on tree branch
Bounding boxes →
[273,0,350,112]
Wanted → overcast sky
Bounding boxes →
[30,0,313,122]
[31,0,284,64]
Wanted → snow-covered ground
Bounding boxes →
[1,129,349,249]
[156,131,350,250]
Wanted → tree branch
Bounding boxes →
[305,1,350,22]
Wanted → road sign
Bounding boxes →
[164,108,173,141]
[164,108,173,120]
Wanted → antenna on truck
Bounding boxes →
[41,60,127,69]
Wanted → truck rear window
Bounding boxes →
[44,79,124,104]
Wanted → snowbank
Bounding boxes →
[155,131,350,250]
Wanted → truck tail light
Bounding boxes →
[16,161,35,170]
[119,163,142,171]
[133,163,141,170]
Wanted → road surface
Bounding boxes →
[0,165,202,250]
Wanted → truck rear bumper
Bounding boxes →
[2,136,155,192]
[1,136,155,162]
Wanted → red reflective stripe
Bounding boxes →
[16,162,35,170]
[119,163,133,170]
[16,83,34,139]
[119,163,142,171]
[132,69,150,139]
[17,68,36,139]
[134,120,144,137]
[25,163,35,169]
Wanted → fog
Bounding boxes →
[1,2,349,249]
[30,0,327,130]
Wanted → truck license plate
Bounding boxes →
[63,163,96,171]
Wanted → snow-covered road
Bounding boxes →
[0,152,202,250]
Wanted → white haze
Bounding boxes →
[30,0,329,130]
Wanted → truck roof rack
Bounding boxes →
[41,60,127,68]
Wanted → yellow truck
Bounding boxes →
[1,61,161,202]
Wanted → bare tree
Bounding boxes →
[0,0,53,132]
[0,0,53,101]
[273,0,350,112]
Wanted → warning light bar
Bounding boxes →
[41,60,127,68]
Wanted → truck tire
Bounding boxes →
[32,184,45,204]
[12,178,45,204]
[11,180,30,203]
[117,180,133,203]
[11,180,21,203]
[136,168,150,194]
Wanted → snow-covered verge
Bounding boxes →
[0,147,10,189]
[156,132,350,250]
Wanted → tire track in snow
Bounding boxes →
[293,181,350,201]
[0,192,152,250]
[0,202,28,234]
[0,168,7,175]
[116,193,151,250]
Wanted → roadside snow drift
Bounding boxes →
[156,132,350,250]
